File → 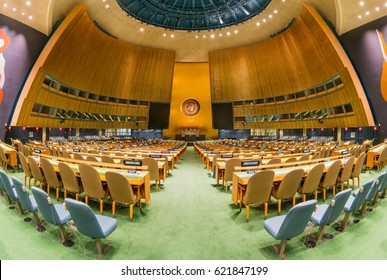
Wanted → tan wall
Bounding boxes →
[163,63,218,138]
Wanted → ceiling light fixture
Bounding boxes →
[26,1,31,5]
[359,1,364,6]
[375,7,380,11]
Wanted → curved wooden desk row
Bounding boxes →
[214,154,351,184]
[31,155,151,204]
[231,158,352,206]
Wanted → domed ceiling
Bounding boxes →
[115,0,271,31]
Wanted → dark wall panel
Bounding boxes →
[212,103,233,129]
[148,103,170,129]
[0,14,48,141]
[340,16,387,142]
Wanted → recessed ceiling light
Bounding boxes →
[105,4,109,8]
[26,1,31,5]
[210,34,215,38]
[375,7,380,11]
[256,22,260,26]
[162,33,166,37]
[365,11,370,15]
[28,15,32,19]
[385,3,387,7]
[263,19,267,22]
[269,14,272,18]
[140,27,144,32]
[226,32,230,36]
[234,30,238,34]
[359,1,364,6]
[22,12,25,16]
[3,3,7,7]
[218,33,222,37]
[202,35,206,38]
[274,10,278,14]
[12,7,16,11]
[358,15,362,19]
[195,35,198,39]
[170,34,174,38]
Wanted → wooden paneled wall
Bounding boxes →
[13,4,175,128]
[209,4,374,129]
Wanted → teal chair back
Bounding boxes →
[316,188,352,225]
[12,177,38,212]
[0,169,17,201]
[31,186,70,226]
[346,179,373,213]
[267,200,317,240]
[64,198,117,239]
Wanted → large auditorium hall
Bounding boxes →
[1,0,386,279]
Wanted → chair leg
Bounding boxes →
[99,199,104,215]
[112,201,116,217]
[85,196,89,205]
[64,190,67,199]
[156,180,159,191]
[302,194,306,202]
[272,240,288,258]
[341,212,350,229]
[129,203,134,222]
[315,225,325,243]
[75,193,79,201]
[95,239,111,259]
[245,205,250,222]
[56,188,60,201]
[47,185,50,196]
[314,191,318,200]
[264,202,268,218]
[292,196,296,206]
[277,199,282,215]
[323,189,326,201]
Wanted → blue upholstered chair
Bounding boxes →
[263,199,317,258]
[310,188,352,242]
[0,169,23,214]
[0,168,5,196]
[31,186,73,246]
[372,171,387,203]
[64,198,117,258]
[340,179,373,229]
[12,177,45,232]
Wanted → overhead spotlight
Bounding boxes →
[359,1,364,6]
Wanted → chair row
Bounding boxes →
[18,152,143,221]
[0,169,117,258]
[238,153,367,221]
[264,171,387,258]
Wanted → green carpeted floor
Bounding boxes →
[0,146,386,260]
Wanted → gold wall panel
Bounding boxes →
[163,63,218,138]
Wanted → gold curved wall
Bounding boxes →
[13,4,175,128]
[209,4,374,129]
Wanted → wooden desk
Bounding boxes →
[231,159,349,206]
[0,143,17,167]
[366,143,387,169]
[33,156,151,204]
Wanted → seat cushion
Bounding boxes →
[343,195,355,212]
[96,215,118,238]
[53,204,71,224]
[310,204,329,225]
[263,215,286,239]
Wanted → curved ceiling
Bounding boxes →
[115,0,271,31]
[0,0,386,62]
